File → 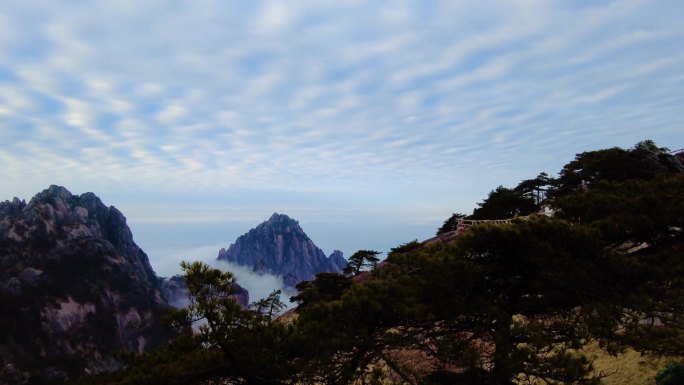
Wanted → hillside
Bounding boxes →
[25,141,684,385]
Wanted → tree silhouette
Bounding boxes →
[437,213,466,235]
[343,249,381,275]
[250,289,286,320]
[470,186,537,219]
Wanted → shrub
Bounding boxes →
[656,362,684,385]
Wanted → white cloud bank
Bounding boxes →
[214,260,298,309]
[149,242,297,309]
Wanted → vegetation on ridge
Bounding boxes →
[82,140,684,385]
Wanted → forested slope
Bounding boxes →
[84,140,684,385]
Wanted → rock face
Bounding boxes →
[217,213,347,287]
[0,186,175,384]
[230,283,250,308]
[159,275,191,308]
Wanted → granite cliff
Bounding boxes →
[0,186,175,384]
[217,213,347,287]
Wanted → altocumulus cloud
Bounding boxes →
[0,0,682,222]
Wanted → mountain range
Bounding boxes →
[0,187,343,383]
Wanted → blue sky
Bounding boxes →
[1,0,683,276]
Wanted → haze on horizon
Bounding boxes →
[1,1,682,275]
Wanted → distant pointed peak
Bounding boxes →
[267,212,296,224]
[218,212,345,284]
[251,213,302,235]
[328,250,347,267]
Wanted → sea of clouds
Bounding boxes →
[147,242,297,309]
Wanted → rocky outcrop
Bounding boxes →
[159,275,191,309]
[217,213,347,287]
[231,283,250,308]
[327,249,347,272]
[0,186,176,384]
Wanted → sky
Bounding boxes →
[1,1,683,283]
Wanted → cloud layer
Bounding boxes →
[145,241,297,309]
[1,1,682,250]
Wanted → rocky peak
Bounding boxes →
[0,186,175,383]
[0,198,26,218]
[262,213,307,236]
[217,213,347,287]
[1,185,157,286]
[269,212,287,222]
[328,250,347,271]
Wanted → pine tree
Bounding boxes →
[343,250,381,275]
